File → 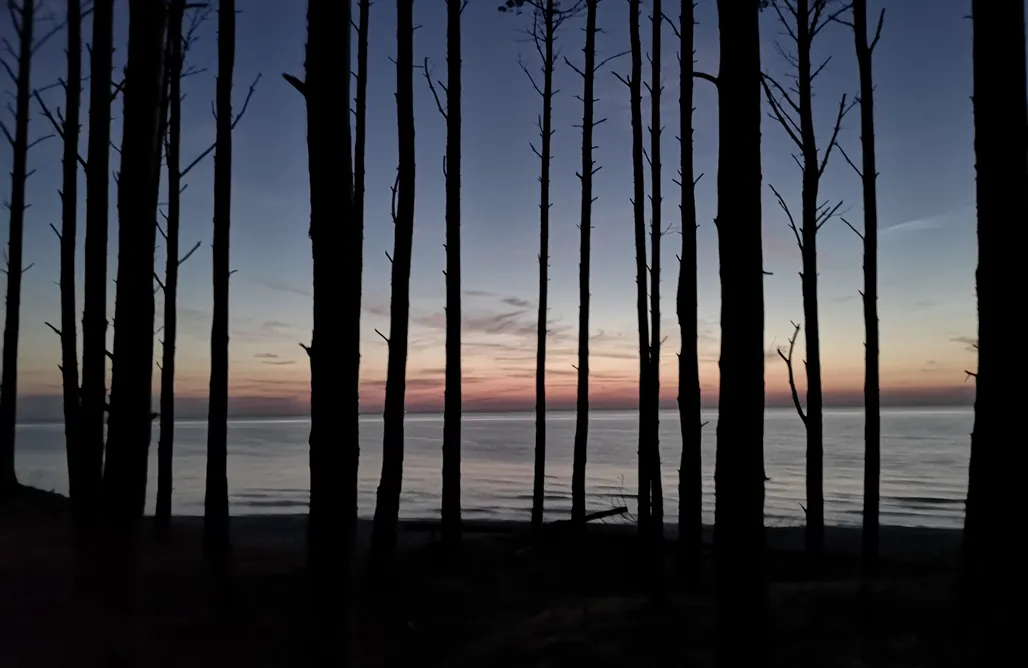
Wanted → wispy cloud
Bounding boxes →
[501,296,532,308]
[950,335,977,352]
[883,215,946,235]
[253,278,311,298]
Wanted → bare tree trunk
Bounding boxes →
[531,0,556,531]
[102,0,165,518]
[80,0,113,523]
[0,0,35,494]
[626,0,651,538]
[570,0,598,525]
[849,0,883,581]
[285,0,360,662]
[55,0,83,510]
[648,0,665,542]
[441,0,463,550]
[204,0,234,590]
[762,0,853,573]
[156,0,186,534]
[371,0,416,559]
[675,0,703,581]
[964,0,1026,650]
[713,0,766,663]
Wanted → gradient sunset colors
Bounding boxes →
[2,0,978,420]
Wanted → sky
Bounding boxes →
[0,0,986,420]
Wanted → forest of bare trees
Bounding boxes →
[0,0,1020,665]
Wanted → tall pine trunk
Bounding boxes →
[0,0,35,493]
[850,0,882,580]
[713,1,766,663]
[570,0,598,525]
[530,0,556,531]
[963,0,1026,646]
[371,0,416,559]
[648,0,664,539]
[627,0,651,538]
[56,0,83,508]
[204,0,234,579]
[80,0,113,521]
[676,0,703,580]
[441,0,463,549]
[289,0,360,662]
[156,0,186,533]
[796,0,824,568]
[102,0,165,521]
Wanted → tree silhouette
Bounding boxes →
[646,0,665,542]
[421,0,463,551]
[204,0,237,596]
[835,0,884,579]
[762,0,851,571]
[500,0,582,530]
[666,0,703,582]
[79,0,113,525]
[705,1,768,662]
[566,0,604,525]
[612,0,654,539]
[371,0,417,561]
[155,0,206,535]
[963,0,1026,652]
[0,0,52,493]
[33,0,83,514]
[284,0,360,661]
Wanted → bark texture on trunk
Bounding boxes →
[156,0,186,532]
[298,0,360,662]
[628,0,651,538]
[530,0,556,531]
[850,0,882,580]
[676,0,703,580]
[0,0,35,493]
[80,0,113,519]
[441,0,463,549]
[204,0,234,572]
[713,1,767,663]
[371,0,416,558]
[57,0,83,508]
[964,0,1026,646]
[571,0,597,525]
[648,0,664,539]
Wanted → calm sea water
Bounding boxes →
[14,408,972,529]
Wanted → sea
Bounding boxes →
[14,408,972,529]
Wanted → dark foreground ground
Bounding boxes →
[0,487,982,666]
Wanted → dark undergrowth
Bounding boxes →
[0,487,979,666]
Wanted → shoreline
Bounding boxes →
[161,514,962,566]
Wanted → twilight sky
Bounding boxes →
[1,0,984,419]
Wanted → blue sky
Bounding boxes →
[1,0,985,419]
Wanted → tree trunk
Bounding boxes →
[441,0,463,550]
[628,0,651,540]
[371,0,416,559]
[713,1,766,664]
[570,0,597,526]
[648,0,664,541]
[0,0,35,494]
[851,0,881,581]
[80,0,113,523]
[297,0,360,662]
[793,0,825,570]
[676,0,703,581]
[156,0,186,534]
[57,0,83,511]
[204,0,234,586]
[530,0,556,532]
[102,0,165,520]
[964,0,1026,649]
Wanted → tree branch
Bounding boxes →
[769,183,802,251]
[777,321,807,426]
